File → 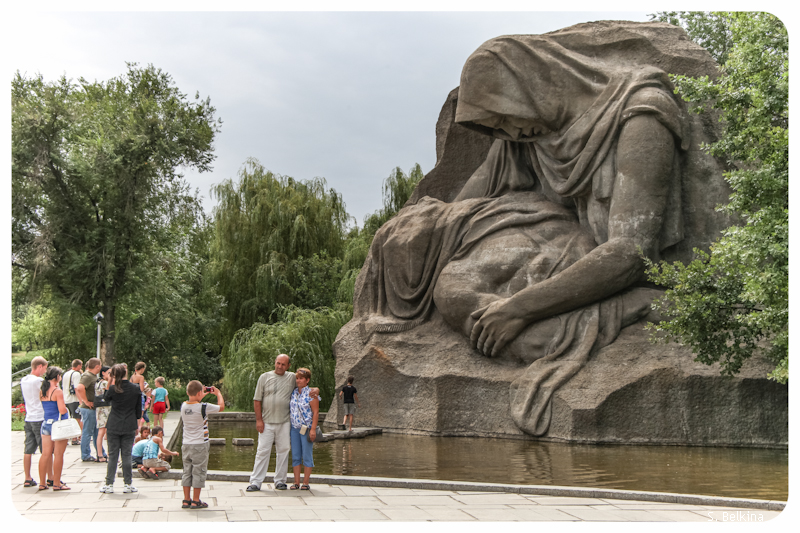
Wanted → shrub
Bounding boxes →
[12,387,23,406]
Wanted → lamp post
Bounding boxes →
[94,312,104,360]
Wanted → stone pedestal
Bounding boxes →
[328,312,787,448]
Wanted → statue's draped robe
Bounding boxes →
[356,34,688,435]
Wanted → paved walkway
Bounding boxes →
[10,415,785,522]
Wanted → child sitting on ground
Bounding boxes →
[180,381,224,509]
[132,427,151,469]
[140,425,178,479]
[134,425,151,444]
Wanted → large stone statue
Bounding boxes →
[330,21,787,447]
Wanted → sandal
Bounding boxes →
[151,471,159,480]
[301,484,310,490]
[52,483,71,491]
[190,500,208,509]
[23,479,36,488]
[38,484,49,491]
[182,499,192,509]
[47,479,54,487]
[289,483,300,490]
[97,457,108,463]
[138,466,150,479]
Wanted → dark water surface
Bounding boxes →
[170,421,787,501]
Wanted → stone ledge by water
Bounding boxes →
[120,470,784,511]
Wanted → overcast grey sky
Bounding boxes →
[8,10,658,226]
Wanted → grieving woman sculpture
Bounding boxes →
[355,32,690,435]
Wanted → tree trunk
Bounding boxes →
[100,303,116,366]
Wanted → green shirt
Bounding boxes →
[79,371,98,409]
[253,371,296,424]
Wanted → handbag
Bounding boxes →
[51,410,82,441]
[301,424,323,442]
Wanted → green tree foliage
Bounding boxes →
[291,252,350,310]
[209,158,349,348]
[645,12,788,382]
[114,210,226,385]
[11,304,53,352]
[220,163,425,411]
[12,63,220,365]
[224,305,352,411]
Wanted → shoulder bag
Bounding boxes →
[51,409,82,441]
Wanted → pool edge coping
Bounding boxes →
[128,470,787,511]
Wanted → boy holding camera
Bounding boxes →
[180,381,224,509]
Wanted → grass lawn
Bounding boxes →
[12,419,24,431]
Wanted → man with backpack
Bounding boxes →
[61,359,83,445]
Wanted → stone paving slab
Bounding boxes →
[337,508,390,520]
[10,416,785,522]
[380,505,439,521]
[374,494,463,506]
[417,506,477,521]
[59,511,98,522]
[223,509,260,521]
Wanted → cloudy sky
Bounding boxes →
[7,9,658,226]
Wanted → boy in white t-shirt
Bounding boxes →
[180,380,223,509]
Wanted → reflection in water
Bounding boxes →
[169,422,787,500]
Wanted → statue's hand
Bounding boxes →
[470,299,528,357]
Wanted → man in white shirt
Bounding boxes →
[20,356,50,487]
[62,359,83,445]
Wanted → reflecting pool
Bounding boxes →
[170,421,787,500]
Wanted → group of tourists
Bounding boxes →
[20,352,347,508]
[19,355,220,508]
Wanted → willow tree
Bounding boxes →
[12,64,220,364]
[209,158,349,346]
[224,305,352,410]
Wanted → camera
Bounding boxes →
[204,386,213,393]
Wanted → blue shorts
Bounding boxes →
[290,426,315,468]
[41,414,69,436]
[41,420,54,436]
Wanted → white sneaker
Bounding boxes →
[123,484,138,493]
[100,484,114,493]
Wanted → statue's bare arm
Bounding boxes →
[470,115,675,356]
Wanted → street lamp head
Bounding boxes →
[94,312,104,323]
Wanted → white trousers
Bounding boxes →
[249,421,290,487]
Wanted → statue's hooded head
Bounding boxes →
[455,35,610,142]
